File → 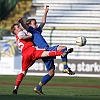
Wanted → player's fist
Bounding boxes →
[46,5,49,8]
[45,5,49,13]
[18,18,23,23]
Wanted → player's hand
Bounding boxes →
[18,18,23,23]
[45,5,49,13]
[46,5,49,8]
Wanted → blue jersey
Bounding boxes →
[28,26,59,71]
[29,26,49,48]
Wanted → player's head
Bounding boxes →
[26,19,38,29]
[11,24,23,34]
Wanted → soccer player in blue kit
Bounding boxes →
[18,5,75,95]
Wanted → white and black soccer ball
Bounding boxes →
[76,36,87,46]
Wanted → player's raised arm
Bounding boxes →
[40,5,49,28]
[18,18,29,31]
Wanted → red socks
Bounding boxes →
[15,73,25,87]
[48,51,63,57]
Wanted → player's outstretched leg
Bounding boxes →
[42,49,73,58]
[61,48,75,75]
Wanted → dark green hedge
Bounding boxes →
[0,0,19,20]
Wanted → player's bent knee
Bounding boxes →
[57,46,67,51]
[48,72,55,77]
[62,46,67,50]
[48,68,55,76]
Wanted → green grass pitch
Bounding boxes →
[0,75,100,100]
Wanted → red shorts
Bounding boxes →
[22,46,44,71]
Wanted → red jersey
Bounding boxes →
[16,31,35,52]
[16,31,44,71]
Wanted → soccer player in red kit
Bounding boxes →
[11,24,69,95]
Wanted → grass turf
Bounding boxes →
[0,75,100,100]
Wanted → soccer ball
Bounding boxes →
[76,36,87,46]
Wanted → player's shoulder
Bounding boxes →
[18,31,26,36]
[19,31,25,34]
[29,26,34,29]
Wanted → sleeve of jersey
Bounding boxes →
[37,26,42,34]
[18,31,25,37]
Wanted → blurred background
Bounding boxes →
[0,0,100,77]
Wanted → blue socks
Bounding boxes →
[61,48,68,69]
[36,74,52,90]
